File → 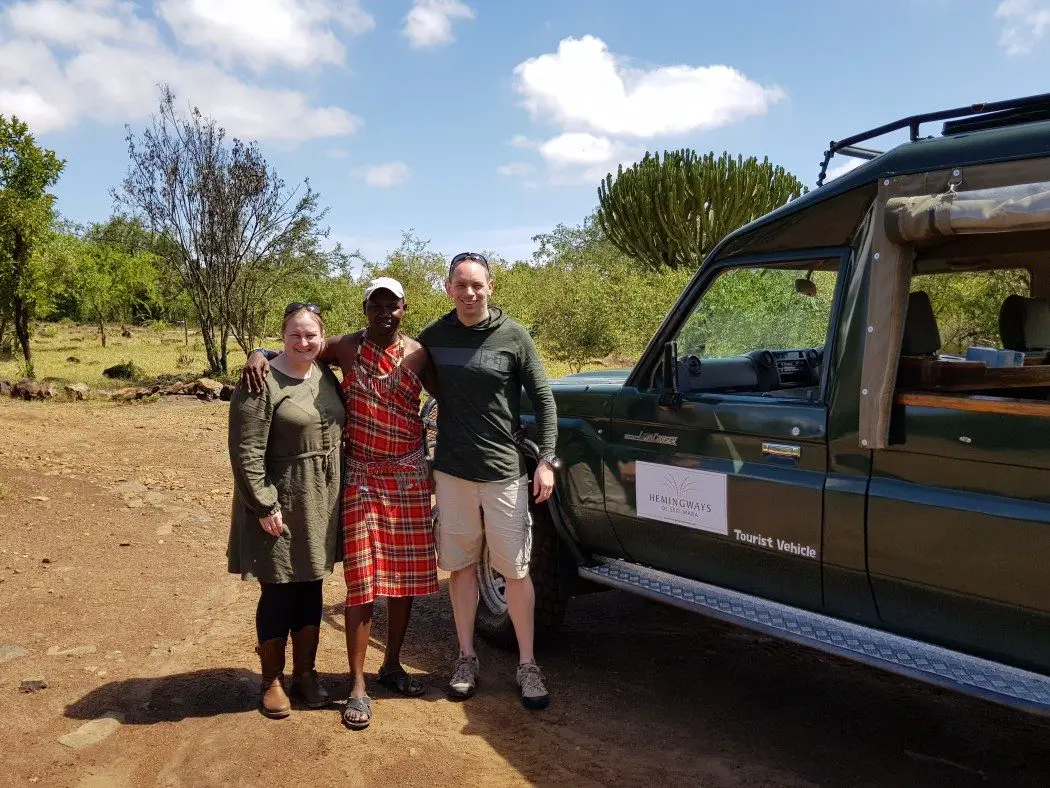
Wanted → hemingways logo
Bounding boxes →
[635,461,728,535]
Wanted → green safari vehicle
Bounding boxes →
[426,92,1050,716]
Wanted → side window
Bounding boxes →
[907,270,1031,355]
[896,267,1049,401]
[668,260,840,397]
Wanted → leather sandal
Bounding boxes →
[342,695,372,730]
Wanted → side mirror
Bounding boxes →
[658,340,682,409]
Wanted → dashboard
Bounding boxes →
[674,347,824,398]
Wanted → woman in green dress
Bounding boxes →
[227,303,346,719]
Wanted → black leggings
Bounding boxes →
[256,580,323,643]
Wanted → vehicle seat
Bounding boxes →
[999,294,1050,352]
[901,291,941,356]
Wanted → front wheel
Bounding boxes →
[475,500,569,651]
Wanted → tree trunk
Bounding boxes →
[98,314,107,348]
[219,324,230,374]
[199,315,223,374]
[13,294,32,375]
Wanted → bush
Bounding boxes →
[175,352,196,369]
[102,360,146,380]
[37,324,58,338]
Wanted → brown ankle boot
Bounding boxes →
[256,637,291,719]
[290,625,329,708]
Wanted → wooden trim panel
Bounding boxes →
[896,392,1050,417]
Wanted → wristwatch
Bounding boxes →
[539,452,562,470]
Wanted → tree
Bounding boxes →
[596,150,807,271]
[0,115,65,374]
[116,85,330,373]
[71,226,159,346]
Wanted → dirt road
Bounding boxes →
[1,398,1049,787]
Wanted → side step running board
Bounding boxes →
[579,557,1050,716]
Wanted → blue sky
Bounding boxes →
[4,0,1050,265]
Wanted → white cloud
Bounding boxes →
[996,0,1050,54]
[823,157,865,183]
[0,0,362,141]
[508,35,783,186]
[497,162,536,177]
[539,133,621,167]
[158,0,374,71]
[357,161,412,188]
[402,0,474,49]
[513,35,785,139]
[5,0,157,47]
[509,134,539,149]
[537,133,641,185]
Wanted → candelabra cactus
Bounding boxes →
[596,150,807,271]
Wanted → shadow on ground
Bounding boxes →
[63,581,1050,787]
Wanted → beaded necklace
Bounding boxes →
[353,330,404,393]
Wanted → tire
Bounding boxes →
[475,499,570,651]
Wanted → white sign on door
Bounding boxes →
[635,461,728,535]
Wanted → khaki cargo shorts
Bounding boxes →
[433,470,532,579]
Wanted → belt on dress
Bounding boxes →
[345,446,426,475]
[270,443,338,465]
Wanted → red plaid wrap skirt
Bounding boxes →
[342,452,437,606]
[341,337,438,607]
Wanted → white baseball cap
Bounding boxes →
[363,276,406,302]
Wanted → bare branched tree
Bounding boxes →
[115,85,330,373]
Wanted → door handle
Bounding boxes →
[762,442,800,465]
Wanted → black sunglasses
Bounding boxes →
[284,302,321,316]
[449,252,490,278]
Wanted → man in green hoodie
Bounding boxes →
[419,251,558,711]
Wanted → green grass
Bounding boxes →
[0,322,622,390]
[0,323,225,389]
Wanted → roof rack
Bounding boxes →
[815,92,1050,187]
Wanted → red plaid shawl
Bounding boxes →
[340,335,438,606]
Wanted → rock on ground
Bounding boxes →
[194,378,225,400]
[65,383,90,401]
[0,644,29,663]
[47,644,97,657]
[57,713,124,750]
[12,380,55,401]
[19,677,47,693]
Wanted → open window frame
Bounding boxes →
[859,156,1050,449]
[629,246,856,408]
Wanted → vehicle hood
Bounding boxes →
[550,368,631,386]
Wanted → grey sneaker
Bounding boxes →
[516,661,549,710]
[448,654,479,699]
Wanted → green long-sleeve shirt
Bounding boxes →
[418,306,557,482]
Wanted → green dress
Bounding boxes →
[227,363,346,583]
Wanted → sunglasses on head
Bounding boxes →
[284,302,321,316]
[449,252,490,278]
